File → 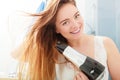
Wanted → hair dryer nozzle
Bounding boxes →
[56,41,68,53]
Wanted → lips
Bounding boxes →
[70,28,80,34]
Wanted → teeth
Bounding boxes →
[71,28,80,34]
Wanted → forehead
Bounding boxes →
[56,3,78,22]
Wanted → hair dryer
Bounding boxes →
[56,42,105,80]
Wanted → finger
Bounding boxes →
[78,72,89,80]
[73,77,77,80]
[68,62,80,71]
[73,74,81,80]
[77,74,82,79]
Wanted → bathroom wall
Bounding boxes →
[84,0,120,51]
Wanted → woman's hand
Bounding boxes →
[67,62,89,80]
[73,71,89,80]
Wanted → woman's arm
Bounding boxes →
[104,37,120,80]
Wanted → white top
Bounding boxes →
[55,36,109,80]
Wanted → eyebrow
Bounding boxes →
[59,11,80,24]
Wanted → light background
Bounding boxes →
[0,0,119,79]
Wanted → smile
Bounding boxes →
[70,28,80,34]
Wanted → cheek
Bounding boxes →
[58,28,67,34]
[56,25,68,34]
[60,30,70,39]
[57,28,69,38]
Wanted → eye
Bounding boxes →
[62,21,69,25]
[75,13,80,19]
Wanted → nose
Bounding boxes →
[71,19,79,29]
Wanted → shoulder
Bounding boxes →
[103,36,115,46]
[102,36,118,52]
[100,36,119,53]
[100,37,120,79]
[95,36,119,54]
[95,36,116,48]
[103,37,120,58]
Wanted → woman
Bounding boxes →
[12,0,120,80]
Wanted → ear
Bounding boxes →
[56,29,60,33]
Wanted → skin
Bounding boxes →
[55,3,120,80]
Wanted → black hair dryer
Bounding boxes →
[56,42,105,80]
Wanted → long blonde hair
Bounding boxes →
[18,0,76,80]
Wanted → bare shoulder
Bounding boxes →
[102,36,120,79]
[102,36,119,54]
[103,36,115,46]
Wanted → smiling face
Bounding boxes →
[55,3,84,41]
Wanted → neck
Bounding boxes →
[68,34,88,48]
